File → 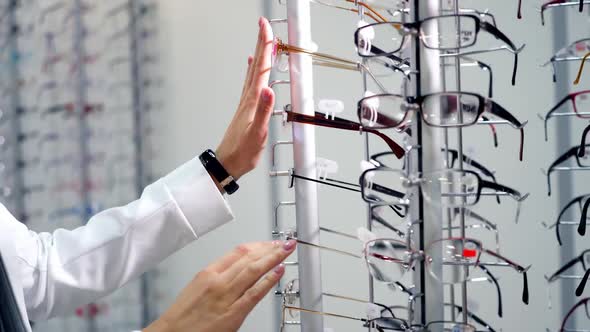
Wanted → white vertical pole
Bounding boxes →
[286,1,324,331]
[410,0,445,326]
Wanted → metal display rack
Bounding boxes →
[270,0,532,331]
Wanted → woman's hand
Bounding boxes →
[215,17,276,180]
[144,240,296,332]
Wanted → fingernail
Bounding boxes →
[283,240,296,251]
[259,17,264,28]
[262,89,271,102]
[272,240,281,247]
[274,264,285,275]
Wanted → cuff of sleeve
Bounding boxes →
[162,157,234,238]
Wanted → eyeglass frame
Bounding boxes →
[353,14,520,85]
[547,249,590,297]
[359,167,528,207]
[281,105,406,159]
[543,90,590,141]
[546,145,590,196]
[356,92,525,161]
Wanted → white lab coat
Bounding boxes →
[0,157,234,331]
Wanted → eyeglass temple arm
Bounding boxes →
[544,94,573,141]
[578,125,590,157]
[577,198,590,236]
[372,212,406,237]
[479,179,525,202]
[480,22,519,85]
[291,238,362,259]
[555,196,586,245]
[291,173,361,193]
[487,102,524,160]
[478,265,503,317]
[364,42,410,67]
[576,268,590,296]
[283,305,365,323]
[484,249,530,304]
[483,61,494,98]
[286,111,405,158]
[540,0,564,26]
[452,304,496,332]
[548,256,581,282]
[454,208,497,231]
[574,52,590,85]
[559,298,590,331]
[546,147,580,196]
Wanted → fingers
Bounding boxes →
[240,55,255,100]
[243,18,267,96]
[207,242,258,273]
[251,87,275,132]
[230,264,286,315]
[247,18,274,99]
[227,240,296,301]
[220,241,279,283]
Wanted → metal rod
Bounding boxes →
[6,0,25,222]
[355,2,376,317]
[127,0,152,325]
[449,0,469,324]
[437,0,456,322]
[550,167,590,171]
[551,7,577,327]
[413,0,444,326]
[286,1,324,330]
[73,1,95,331]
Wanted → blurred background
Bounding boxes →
[0,0,589,331]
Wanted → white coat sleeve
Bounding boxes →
[8,157,234,321]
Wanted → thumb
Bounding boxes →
[252,87,275,133]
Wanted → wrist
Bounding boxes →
[216,150,241,180]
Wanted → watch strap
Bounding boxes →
[199,150,239,195]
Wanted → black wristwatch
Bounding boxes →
[199,149,239,195]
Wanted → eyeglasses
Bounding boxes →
[370,148,498,181]
[278,278,401,329]
[542,90,590,141]
[574,52,590,85]
[547,249,590,297]
[543,39,590,82]
[387,282,500,326]
[556,297,590,332]
[272,38,409,94]
[357,92,525,160]
[544,195,590,245]
[360,168,528,208]
[280,280,485,332]
[364,237,529,305]
[546,145,590,196]
[281,295,410,331]
[307,0,400,24]
[287,169,408,220]
[541,0,590,25]
[281,105,406,159]
[354,14,521,85]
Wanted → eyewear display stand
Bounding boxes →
[285,1,324,331]
[408,0,446,326]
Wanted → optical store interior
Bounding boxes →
[1,0,590,331]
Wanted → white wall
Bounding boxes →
[153,1,589,331]
[152,1,275,331]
